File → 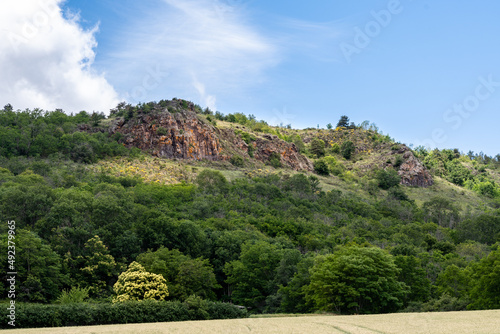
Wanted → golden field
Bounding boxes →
[4,310,499,334]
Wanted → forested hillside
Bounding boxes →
[1,100,499,322]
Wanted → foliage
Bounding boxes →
[196,170,228,194]
[305,245,408,314]
[376,168,400,189]
[468,247,500,309]
[310,139,325,158]
[1,300,248,329]
[340,140,355,160]
[313,158,329,176]
[156,127,168,136]
[56,286,90,304]
[336,115,350,128]
[230,155,244,167]
[268,152,282,168]
[113,262,169,303]
[137,247,219,301]
[422,197,460,228]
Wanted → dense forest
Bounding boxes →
[1,102,499,324]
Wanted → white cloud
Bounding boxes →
[0,0,119,113]
[105,0,278,109]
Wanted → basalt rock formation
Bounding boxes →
[113,110,222,160]
[398,149,434,187]
[110,108,313,171]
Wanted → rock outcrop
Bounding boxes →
[110,108,313,171]
[252,135,313,171]
[398,150,433,187]
[113,110,221,160]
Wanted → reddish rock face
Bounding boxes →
[252,137,313,171]
[398,151,433,187]
[111,109,313,171]
[114,110,222,160]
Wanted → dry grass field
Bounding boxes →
[4,310,499,334]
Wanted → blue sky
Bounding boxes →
[1,0,499,156]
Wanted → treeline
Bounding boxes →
[0,104,140,164]
[0,165,499,314]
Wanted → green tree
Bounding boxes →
[468,247,500,309]
[423,196,460,228]
[268,152,282,168]
[376,168,400,189]
[340,140,355,159]
[113,261,169,302]
[336,115,350,128]
[313,159,329,176]
[196,170,228,195]
[305,245,408,314]
[76,236,121,296]
[0,229,64,302]
[137,247,219,301]
[224,241,282,312]
[310,139,325,158]
[435,264,470,300]
[456,214,500,245]
[326,123,333,130]
[394,255,431,305]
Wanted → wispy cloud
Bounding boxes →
[0,0,119,112]
[105,0,279,109]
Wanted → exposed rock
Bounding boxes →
[398,150,433,187]
[252,137,313,171]
[110,109,313,171]
[114,110,222,160]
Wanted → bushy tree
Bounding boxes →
[376,168,400,189]
[336,115,350,128]
[468,247,500,310]
[340,140,355,159]
[305,245,408,314]
[77,236,121,296]
[137,247,219,300]
[224,241,283,312]
[314,159,329,176]
[113,261,169,303]
[423,196,460,228]
[196,170,228,194]
[310,139,325,158]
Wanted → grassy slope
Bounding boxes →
[96,118,498,212]
[5,310,500,334]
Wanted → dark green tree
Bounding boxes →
[336,115,350,128]
[305,245,408,314]
[340,140,355,159]
[137,247,219,301]
[310,138,325,158]
[376,168,401,189]
[468,247,500,309]
[225,241,283,312]
[313,159,329,176]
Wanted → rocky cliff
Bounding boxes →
[398,150,434,187]
[112,110,221,160]
[110,106,312,171]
